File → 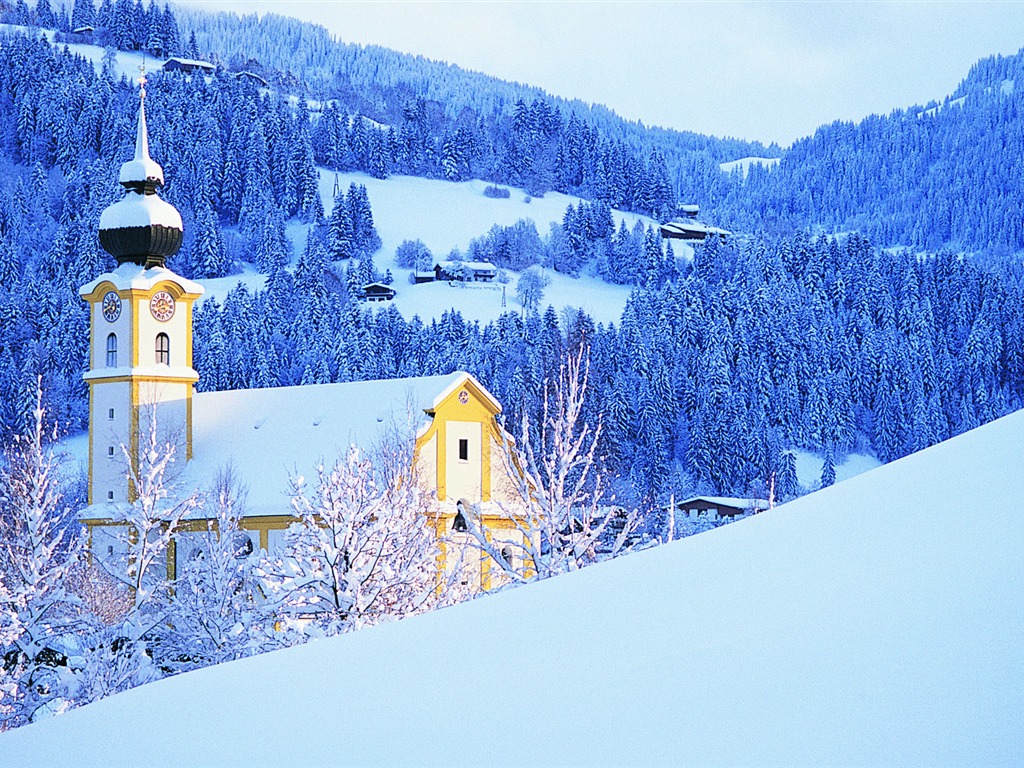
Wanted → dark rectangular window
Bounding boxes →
[458,438,469,461]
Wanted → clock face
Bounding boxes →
[150,290,175,322]
[458,389,470,405]
[101,291,121,323]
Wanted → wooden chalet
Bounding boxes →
[668,496,769,521]
[360,282,396,302]
[434,260,498,282]
[163,57,215,75]
[232,71,268,87]
[659,219,731,243]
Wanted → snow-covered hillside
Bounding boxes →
[205,170,664,326]
[7,409,1023,766]
[718,155,781,177]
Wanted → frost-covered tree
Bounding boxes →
[259,446,438,635]
[516,265,550,313]
[0,391,86,728]
[395,238,432,270]
[90,408,200,688]
[160,466,276,672]
[463,349,636,584]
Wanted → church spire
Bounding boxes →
[118,68,164,194]
[98,67,183,269]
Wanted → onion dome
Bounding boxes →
[99,76,183,269]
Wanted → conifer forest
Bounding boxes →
[0,1,1022,513]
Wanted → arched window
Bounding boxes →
[106,333,117,367]
[452,499,468,532]
[155,333,170,365]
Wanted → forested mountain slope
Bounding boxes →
[0,6,1022,511]
[709,47,1024,252]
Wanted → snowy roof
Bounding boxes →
[98,192,182,231]
[231,70,268,86]
[437,260,497,271]
[163,57,215,70]
[164,372,489,517]
[660,220,732,237]
[79,262,204,297]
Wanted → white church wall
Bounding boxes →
[90,380,131,504]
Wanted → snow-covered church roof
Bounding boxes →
[186,372,491,515]
[71,372,495,518]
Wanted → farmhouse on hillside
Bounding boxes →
[162,57,215,75]
[659,203,731,243]
[360,281,396,301]
[77,80,528,593]
[433,260,498,282]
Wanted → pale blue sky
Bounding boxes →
[178,1,1024,146]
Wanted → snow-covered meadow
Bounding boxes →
[204,169,661,326]
[6,407,1023,766]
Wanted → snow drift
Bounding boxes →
[3,409,1023,766]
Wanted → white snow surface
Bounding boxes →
[794,447,881,489]
[98,191,182,231]
[719,155,781,177]
[308,171,664,325]
[11,408,1024,766]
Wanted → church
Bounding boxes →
[77,80,528,591]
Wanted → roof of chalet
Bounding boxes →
[361,282,396,291]
[231,70,268,86]
[660,220,731,238]
[69,372,498,519]
[437,260,497,272]
[163,57,215,70]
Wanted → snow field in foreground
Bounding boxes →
[5,408,1023,766]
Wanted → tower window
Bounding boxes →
[108,408,114,420]
[155,333,170,365]
[107,491,114,501]
[107,446,114,457]
[106,333,118,367]
[458,438,469,461]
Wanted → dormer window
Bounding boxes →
[155,333,170,365]
[106,333,117,367]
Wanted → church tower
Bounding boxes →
[80,73,203,506]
